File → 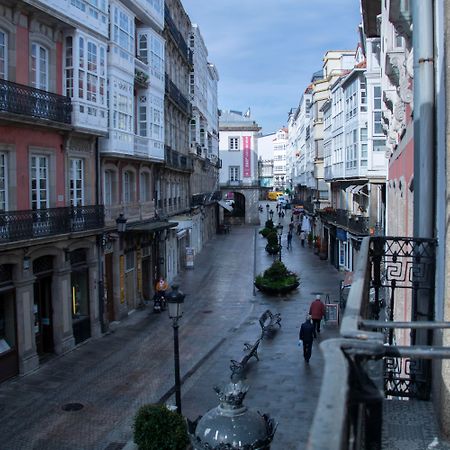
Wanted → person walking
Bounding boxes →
[299,315,316,363]
[309,294,326,334]
[287,230,293,250]
[300,230,306,247]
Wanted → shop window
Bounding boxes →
[71,271,89,319]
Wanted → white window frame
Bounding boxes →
[113,6,134,55]
[229,166,240,182]
[229,137,239,151]
[138,104,147,137]
[30,155,49,210]
[123,170,135,204]
[137,34,148,64]
[140,171,150,202]
[70,158,84,207]
[104,169,114,206]
[0,29,7,80]
[74,35,106,106]
[31,43,49,91]
[0,152,8,211]
[149,93,163,140]
[150,33,164,81]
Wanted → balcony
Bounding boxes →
[319,207,370,235]
[164,146,194,172]
[164,3,191,64]
[219,180,260,188]
[165,74,191,116]
[191,191,221,207]
[134,69,149,88]
[0,79,71,127]
[309,236,442,449]
[104,202,156,227]
[134,136,164,161]
[0,205,104,244]
[389,0,412,39]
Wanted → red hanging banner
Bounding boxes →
[243,136,251,177]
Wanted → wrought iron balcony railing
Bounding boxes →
[0,205,104,243]
[164,3,190,63]
[165,74,191,116]
[219,180,260,188]
[318,207,370,235]
[0,79,71,124]
[191,191,222,207]
[308,236,450,450]
[164,146,194,172]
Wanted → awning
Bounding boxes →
[127,221,178,233]
[217,200,233,212]
[351,184,369,196]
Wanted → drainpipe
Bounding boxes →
[412,0,435,239]
[95,137,106,334]
[412,1,435,351]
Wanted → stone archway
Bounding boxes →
[221,187,260,225]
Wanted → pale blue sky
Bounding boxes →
[182,0,362,134]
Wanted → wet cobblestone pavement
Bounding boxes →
[0,207,448,449]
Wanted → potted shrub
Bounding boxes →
[133,403,190,450]
[254,260,300,294]
[265,231,280,255]
[259,220,275,238]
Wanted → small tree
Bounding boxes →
[133,404,189,450]
[265,230,280,254]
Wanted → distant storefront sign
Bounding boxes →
[336,228,347,241]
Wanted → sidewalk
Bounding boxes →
[0,211,344,450]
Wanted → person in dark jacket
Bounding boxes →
[299,315,316,363]
[309,294,326,334]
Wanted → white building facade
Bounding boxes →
[219,110,261,225]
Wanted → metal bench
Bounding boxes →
[230,339,261,377]
[259,309,282,338]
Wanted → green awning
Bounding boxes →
[127,221,178,233]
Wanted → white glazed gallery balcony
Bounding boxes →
[71,101,108,135]
[37,0,109,37]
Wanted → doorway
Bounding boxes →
[33,275,54,357]
[0,288,18,382]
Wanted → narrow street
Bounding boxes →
[0,204,344,450]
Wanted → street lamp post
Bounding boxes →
[166,285,185,415]
[277,224,283,262]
